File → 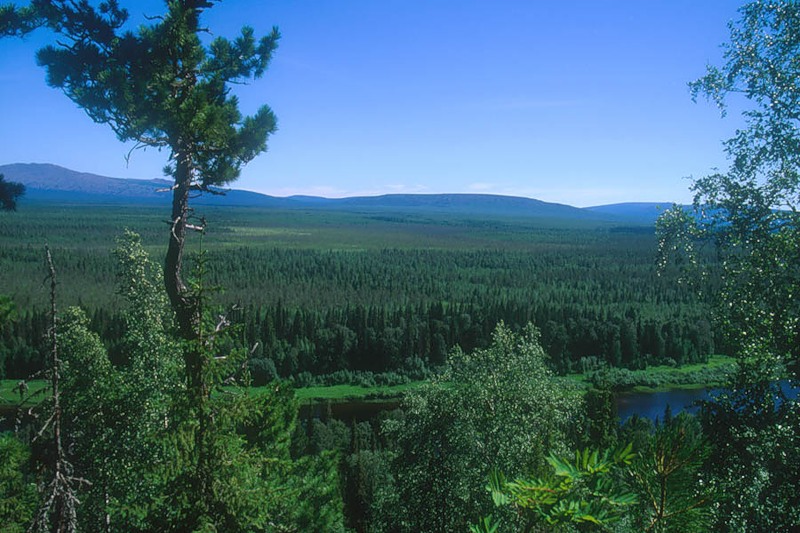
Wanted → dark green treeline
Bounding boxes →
[0,205,718,380]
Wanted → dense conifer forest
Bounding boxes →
[0,204,717,383]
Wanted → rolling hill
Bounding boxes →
[1,162,669,223]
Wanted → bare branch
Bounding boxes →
[28,246,85,533]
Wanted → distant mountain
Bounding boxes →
[339,193,591,216]
[1,162,667,223]
[2,162,170,198]
[585,202,674,223]
[0,162,291,207]
[286,193,600,221]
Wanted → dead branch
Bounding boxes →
[27,246,87,533]
[156,183,179,193]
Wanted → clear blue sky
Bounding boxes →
[1,1,744,206]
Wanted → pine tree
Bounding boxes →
[0,174,25,211]
[4,3,281,523]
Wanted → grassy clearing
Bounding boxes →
[293,381,426,403]
[564,355,738,393]
[648,354,735,373]
[1,379,425,407]
[629,382,717,394]
[2,357,736,411]
[292,356,738,403]
[566,355,734,383]
[0,379,47,406]
[626,355,738,393]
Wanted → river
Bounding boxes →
[615,387,713,422]
[615,380,799,423]
[295,387,718,425]
[3,381,797,432]
[295,381,799,426]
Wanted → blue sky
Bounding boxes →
[1,1,744,206]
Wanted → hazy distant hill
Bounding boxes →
[585,202,673,223]
[2,162,170,198]
[1,162,665,223]
[295,193,601,221]
[0,162,288,206]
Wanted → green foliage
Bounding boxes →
[148,245,345,532]
[658,2,800,529]
[59,306,154,530]
[0,432,37,533]
[582,383,619,450]
[468,513,502,533]
[487,444,637,530]
[699,380,800,531]
[158,383,345,532]
[385,322,582,532]
[662,0,800,370]
[20,233,346,532]
[56,231,182,531]
[0,205,716,381]
[0,295,15,323]
[344,448,400,533]
[263,449,347,532]
[0,295,16,379]
[0,174,25,211]
[480,413,713,532]
[290,413,397,533]
[626,413,713,532]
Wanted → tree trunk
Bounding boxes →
[163,153,212,513]
[165,153,195,340]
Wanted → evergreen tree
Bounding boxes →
[0,433,37,533]
[627,413,713,532]
[0,174,25,211]
[4,3,282,523]
[0,294,15,325]
[583,380,619,450]
[7,0,279,338]
[44,233,346,531]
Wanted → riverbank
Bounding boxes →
[294,355,738,403]
[569,355,737,393]
[1,356,737,412]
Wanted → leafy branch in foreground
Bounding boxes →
[482,444,636,531]
[478,413,714,533]
[626,412,713,533]
[659,0,800,373]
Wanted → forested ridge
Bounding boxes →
[0,205,717,382]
